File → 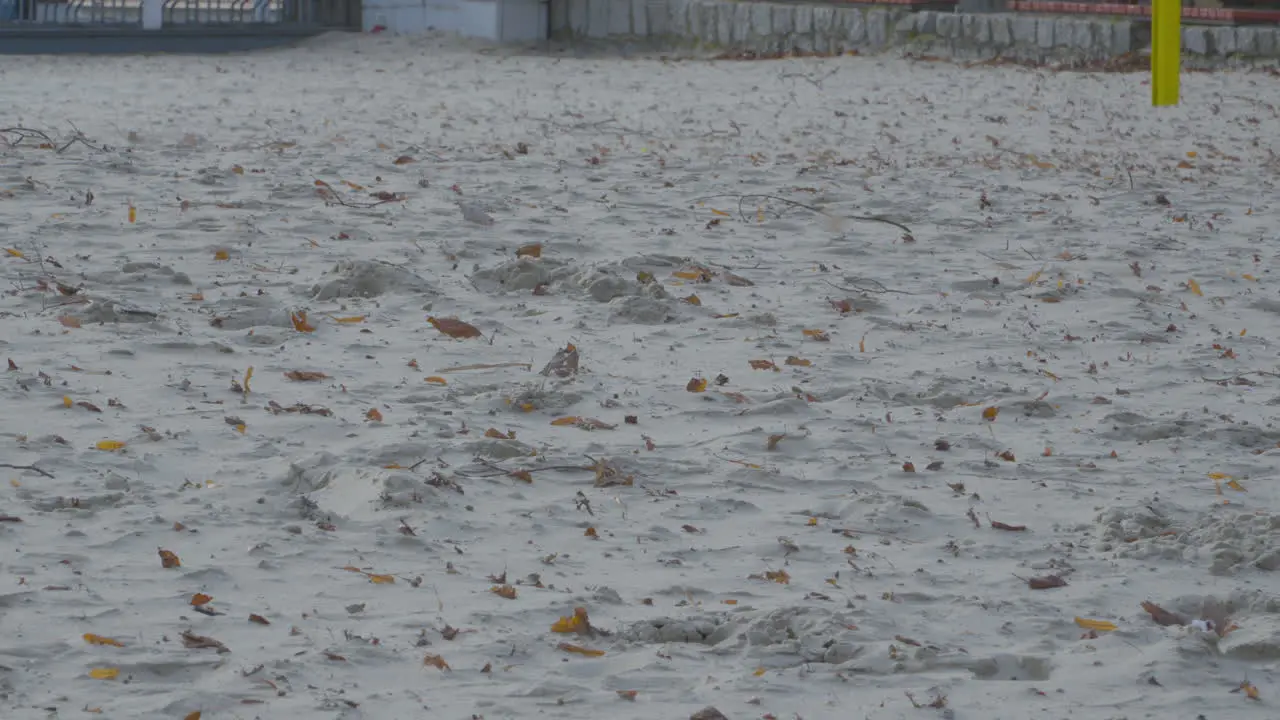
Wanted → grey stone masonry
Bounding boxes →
[547,0,1280,63]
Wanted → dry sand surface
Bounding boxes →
[2,31,1279,720]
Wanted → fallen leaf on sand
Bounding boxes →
[423,653,451,670]
[284,370,328,382]
[989,518,1026,531]
[516,243,542,258]
[393,155,416,165]
[427,316,483,339]
[180,630,229,653]
[248,614,271,625]
[491,584,518,599]
[83,633,125,647]
[749,359,779,371]
[539,343,579,378]
[214,249,230,261]
[366,408,383,422]
[158,548,182,568]
[785,356,811,366]
[95,440,126,451]
[424,376,447,385]
[557,642,605,657]
[368,574,395,584]
[510,470,533,483]
[1188,278,1204,296]
[184,712,202,720]
[1074,617,1117,632]
[88,668,119,680]
[767,433,787,451]
[802,328,830,342]
[4,247,24,258]
[290,310,316,332]
[331,315,366,324]
[982,406,999,421]
[1025,575,1068,590]
[190,593,213,606]
[616,690,638,701]
[1140,600,1189,626]
[551,607,598,636]
[687,377,708,393]
[59,315,82,329]
[1237,681,1261,701]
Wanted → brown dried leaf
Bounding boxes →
[284,370,328,382]
[365,408,383,422]
[490,584,518,600]
[427,316,483,339]
[1140,600,1189,627]
[748,359,779,371]
[248,614,271,625]
[784,356,811,366]
[516,243,542,259]
[158,548,181,568]
[1027,575,1068,590]
[59,315,82,329]
[766,433,787,451]
[423,653,452,670]
[190,593,213,606]
[290,310,316,332]
[989,518,1027,532]
[180,630,229,653]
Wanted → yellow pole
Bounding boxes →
[1152,0,1181,106]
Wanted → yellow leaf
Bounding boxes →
[557,642,605,657]
[5,248,24,258]
[1208,472,1232,480]
[369,574,396,584]
[214,250,230,261]
[1074,617,1117,632]
[1242,274,1257,281]
[785,356,811,366]
[1240,328,1247,337]
[516,243,543,259]
[551,416,581,426]
[95,440,126,451]
[686,377,708,393]
[1188,278,1203,297]
[551,607,591,634]
[1241,681,1260,700]
[710,208,730,217]
[806,517,818,526]
[243,366,253,395]
[753,667,766,676]
[332,315,366,324]
[128,206,136,224]
[802,329,830,342]
[982,406,999,422]
[1226,479,1246,492]
[1186,151,1197,158]
[682,294,701,306]
[765,569,790,584]
[88,667,120,680]
[672,271,703,280]
[291,310,317,333]
[1025,269,1043,285]
[424,376,447,386]
[63,396,72,408]
[83,633,125,647]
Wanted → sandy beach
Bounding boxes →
[1,31,1279,719]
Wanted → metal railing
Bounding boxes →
[1,0,359,27]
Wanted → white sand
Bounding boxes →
[2,32,1279,720]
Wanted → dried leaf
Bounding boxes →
[393,155,416,165]
[88,667,119,680]
[214,249,230,261]
[366,408,384,422]
[248,614,271,625]
[490,584,518,600]
[539,343,579,378]
[424,376,447,385]
[1140,600,1188,626]
[1239,681,1260,701]
[1188,278,1203,296]
[989,519,1026,532]
[996,450,1016,462]
[368,573,395,584]
[1027,575,1068,590]
[902,461,916,473]
[785,356,811,366]
[4,247,25,258]
[332,315,366,324]
[749,359,779,371]
[686,377,708,393]
[1074,617,1117,632]
[83,633,125,647]
[184,713,202,720]
[427,316,483,339]
[767,433,787,451]
[284,370,328,382]
[158,548,182,568]
[516,243,542,259]
[584,527,599,539]
[190,593,213,606]
[982,406,999,421]
[95,440,126,451]
[616,690,638,701]
[557,642,605,657]
[510,469,533,483]
[290,310,316,332]
[803,328,831,342]
[551,416,580,426]
[551,607,596,635]
[423,653,451,670]
[180,630,229,653]
[59,315,82,329]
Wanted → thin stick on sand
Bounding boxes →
[435,362,532,373]
[0,463,54,478]
[691,193,915,240]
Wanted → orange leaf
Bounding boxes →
[427,316,483,339]
[332,315,366,324]
[557,642,605,657]
[214,249,230,261]
[748,359,778,371]
[88,668,119,680]
[551,416,581,426]
[510,470,533,483]
[802,329,830,342]
[785,356,811,366]
[290,310,316,332]
[83,633,125,647]
[424,376,447,385]
[1187,278,1203,297]
[158,548,181,568]
[484,428,508,439]
[190,593,213,606]
[1074,617,1117,632]
[368,574,395,584]
[423,653,451,670]
[366,408,384,422]
[248,614,271,625]
[516,243,542,259]
[59,315,82,329]
[686,377,708,393]
[982,406,999,421]
[490,584,518,599]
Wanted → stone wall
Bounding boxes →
[547,0,1280,63]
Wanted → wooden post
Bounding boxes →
[1152,0,1181,106]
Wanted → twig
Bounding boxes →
[459,457,591,479]
[0,463,54,478]
[434,362,532,374]
[822,278,914,296]
[691,193,915,240]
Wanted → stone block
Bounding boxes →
[1235,26,1258,56]
[665,0,686,35]
[772,3,794,36]
[715,2,733,46]
[794,4,814,51]
[974,15,992,44]
[550,0,568,33]
[1212,26,1237,56]
[893,12,914,41]
[914,10,936,37]
[569,0,588,35]
[630,0,647,36]
[1053,17,1075,48]
[1012,14,1036,45]
[697,2,717,44]
[1036,17,1054,48]
[1183,26,1210,55]
[960,14,978,40]
[1109,20,1131,55]
[732,3,753,47]
[608,0,630,34]
[587,0,610,37]
[866,8,889,46]
[1256,27,1278,57]
[990,14,1011,46]
[839,7,865,48]
[1070,18,1096,51]
[813,6,836,52]
[750,1,771,39]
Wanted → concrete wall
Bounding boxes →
[546,0,1280,63]
[363,0,546,42]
